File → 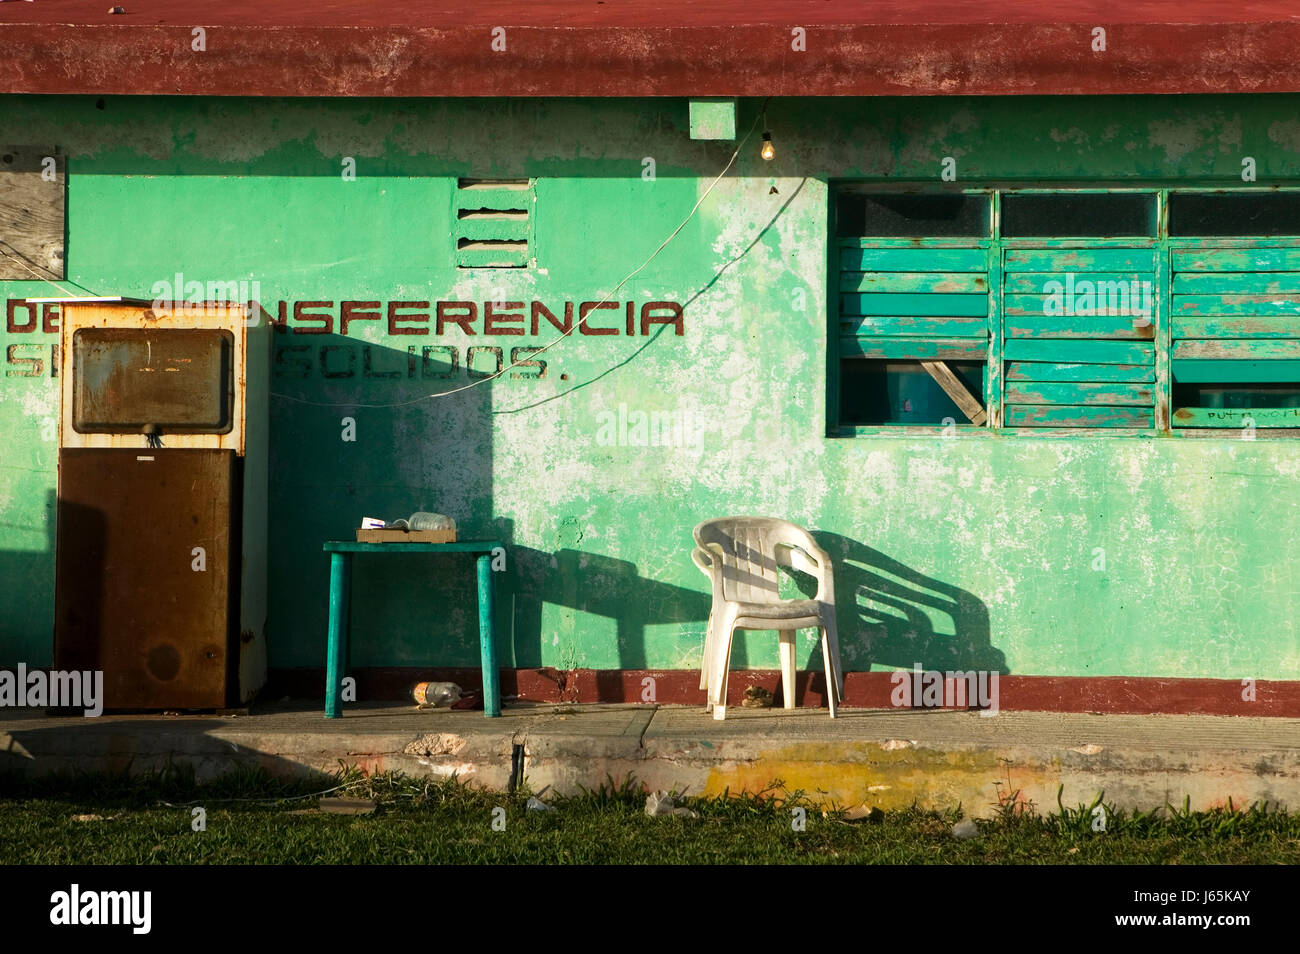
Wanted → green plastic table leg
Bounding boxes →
[325,551,350,718]
[476,553,501,717]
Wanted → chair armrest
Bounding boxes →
[777,543,836,604]
[691,546,713,576]
[693,545,732,605]
[780,544,819,576]
[811,546,835,605]
[692,546,722,588]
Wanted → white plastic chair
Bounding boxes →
[691,516,844,720]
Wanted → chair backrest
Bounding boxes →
[693,516,822,604]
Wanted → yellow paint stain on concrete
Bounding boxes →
[698,743,1054,811]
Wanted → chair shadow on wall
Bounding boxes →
[813,531,1007,678]
[492,518,714,699]
[485,520,1006,705]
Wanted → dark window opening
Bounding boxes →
[840,359,986,426]
[1169,192,1300,237]
[1173,381,1300,410]
[835,193,990,238]
[1001,192,1156,237]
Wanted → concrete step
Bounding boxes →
[2,702,1297,816]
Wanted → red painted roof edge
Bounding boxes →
[4,23,1300,97]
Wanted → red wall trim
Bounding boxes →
[5,21,1300,97]
[267,668,1300,717]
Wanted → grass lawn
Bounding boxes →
[1,767,1297,864]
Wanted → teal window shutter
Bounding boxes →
[836,244,991,426]
[1001,247,1157,428]
[1170,247,1300,428]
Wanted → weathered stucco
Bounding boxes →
[1,94,1298,684]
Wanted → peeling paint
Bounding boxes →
[1,93,1299,688]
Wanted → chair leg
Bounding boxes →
[699,610,714,693]
[707,611,738,720]
[823,613,845,704]
[778,630,796,709]
[820,626,838,718]
[710,635,733,721]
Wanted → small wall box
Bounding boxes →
[355,528,458,543]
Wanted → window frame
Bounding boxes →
[829,185,995,436]
[828,184,1300,439]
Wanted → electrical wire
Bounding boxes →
[0,99,771,413]
[270,98,770,409]
[0,239,93,298]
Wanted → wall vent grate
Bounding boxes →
[453,178,533,268]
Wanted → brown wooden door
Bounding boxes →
[54,448,237,709]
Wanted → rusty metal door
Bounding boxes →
[54,448,237,709]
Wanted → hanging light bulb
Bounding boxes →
[760,131,775,161]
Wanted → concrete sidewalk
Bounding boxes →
[2,702,1298,817]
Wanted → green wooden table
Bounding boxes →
[322,540,505,718]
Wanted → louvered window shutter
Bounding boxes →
[1001,248,1157,428]
[839,246,990,361]
[1171,247,1300,428]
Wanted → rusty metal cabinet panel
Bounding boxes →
[54,448,238,709]
[51,300,270,709]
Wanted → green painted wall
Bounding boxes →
[2,94,1298,681]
